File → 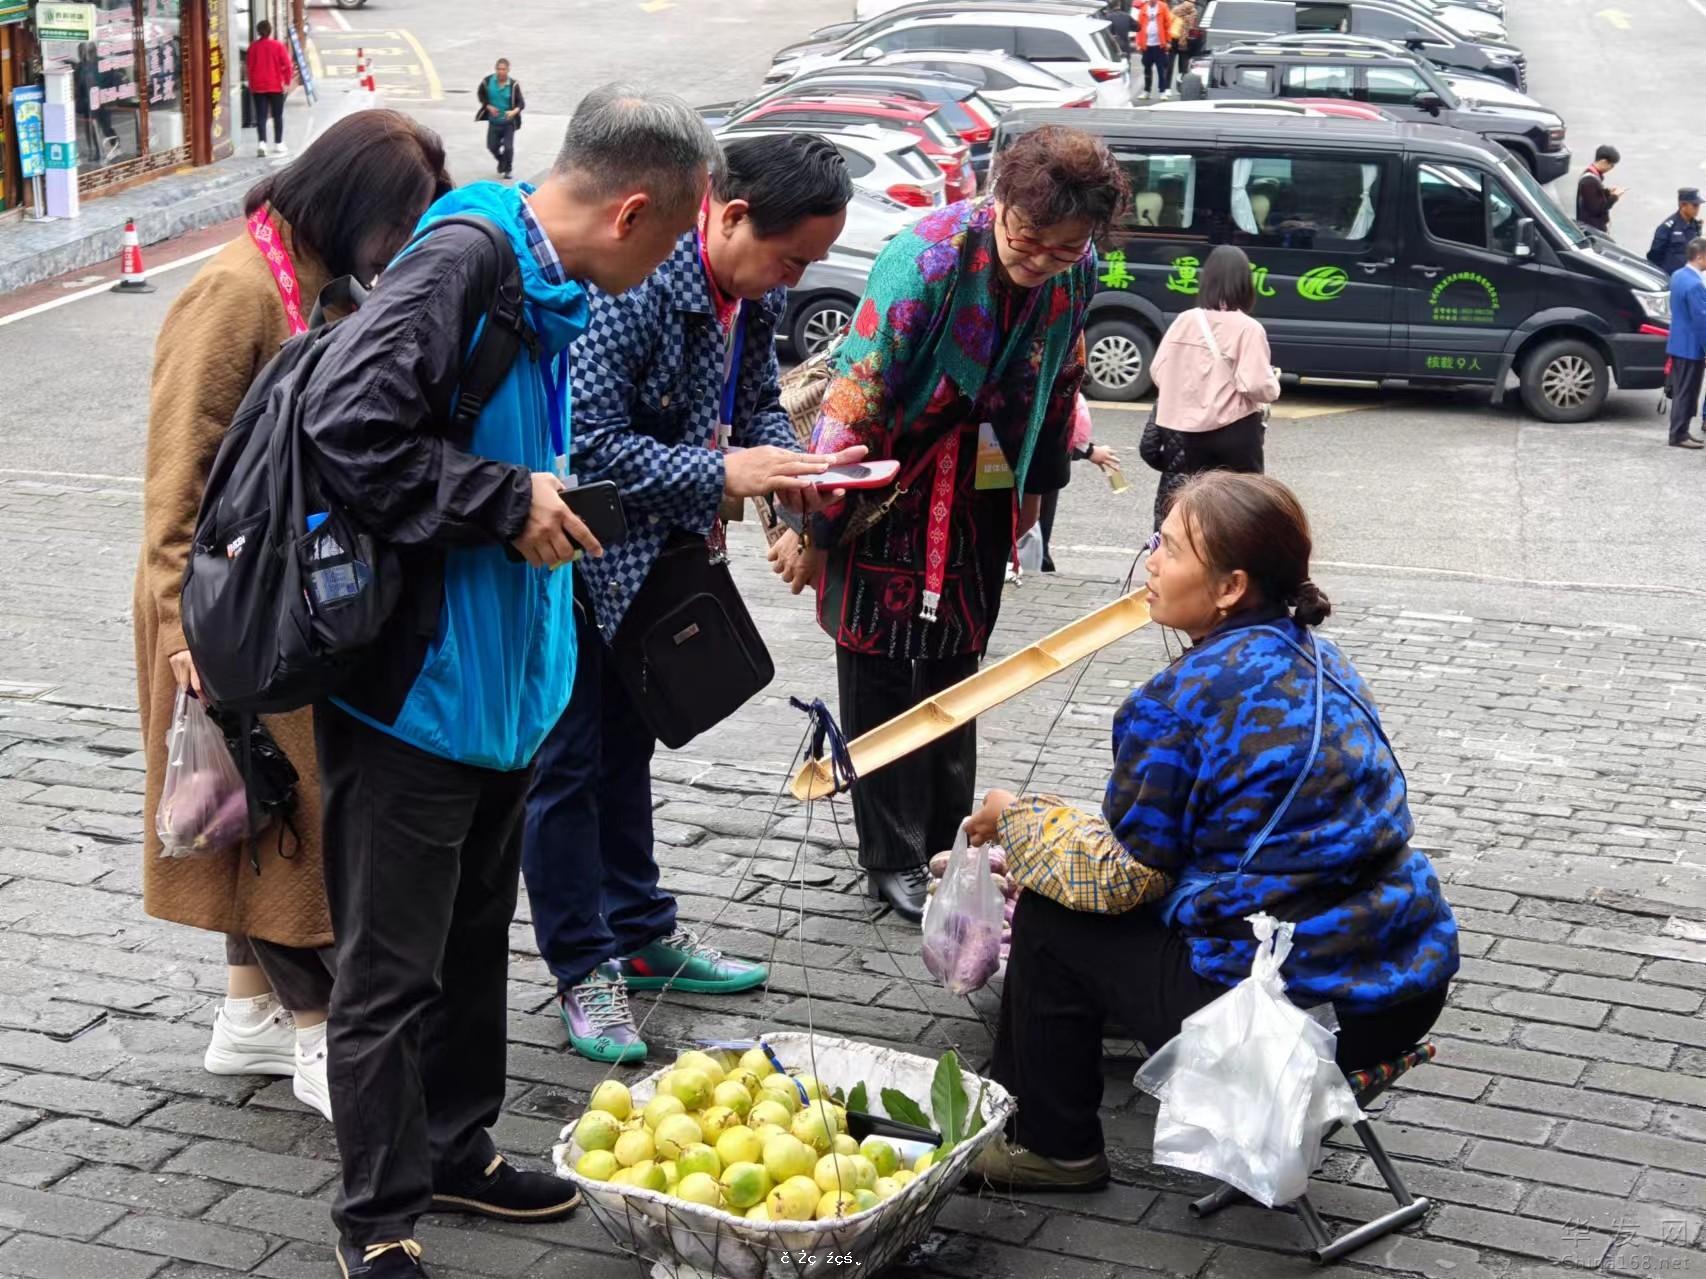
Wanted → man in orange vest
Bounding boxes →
[1134,0,1175,99]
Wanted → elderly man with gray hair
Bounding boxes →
[297,86,719,1279]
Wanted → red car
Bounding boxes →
[733,94,979,202]
[1289,98,1395,121]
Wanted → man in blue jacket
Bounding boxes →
[1666,237,1706,449]
[522,134,858,1063]
[299,85,719,1279]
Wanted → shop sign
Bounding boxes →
[34,2,98,41]
[9,85,45,180]
[207,0,226,146]
[0,0,30,28]
[45,139,77,169]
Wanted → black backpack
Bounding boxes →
[181,215,535,715]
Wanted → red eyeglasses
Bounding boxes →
[1001,220,1093,266]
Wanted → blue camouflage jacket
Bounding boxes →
[1108,611,1459,1013]
[569,231,798,641]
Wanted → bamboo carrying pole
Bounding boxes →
[790,591,1154,801]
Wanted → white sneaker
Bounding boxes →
[1138,90,1151,101]
[257,142,269,157]
[203,1002,296,1077]
[292,1036,332,1121]
[271,141,289,158]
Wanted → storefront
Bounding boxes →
[1,0,237,214]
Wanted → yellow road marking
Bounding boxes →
[641,0,676,11]
[395,26,443,100]
[1594,7,1631,27]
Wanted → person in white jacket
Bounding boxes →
[1146,245,1281,528]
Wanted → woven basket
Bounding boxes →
[551,1031,1015,1279]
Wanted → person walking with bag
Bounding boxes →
[1169,0,1201,81]
[134,111,452,1127]
[522,133,860,1065]
[476,58,525,180]
[768,126,1129,920]
[246,20,293,157]
[1144,244,1280,529]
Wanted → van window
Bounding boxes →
[1418,162,1523,253]
[1296,3,1351,32]
[1231,65,1277,93]
[1117,151,1201,233]
[1232,156,1382,247]
[1280,64,1354,98]
[1207,0,1286,29]
[1017,27,1086,61]
[1362,66,1429,105]
[936,24,1021,54]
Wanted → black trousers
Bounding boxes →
[1669,357,1703,444]
[1152,411,1265,529]
[224,934,334,1013]
[835,646,979,871]
[316,703,529,1246]
[991,892,1449,1160]
[486,121,516,175]
[254,91,285,144]
[1039,488,1060,570]
[1141,46,1172,92]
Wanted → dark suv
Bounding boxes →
[1180,46,1568,180]
[1202,0,1527,87]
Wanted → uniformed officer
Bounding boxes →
[1647,188,1704,275]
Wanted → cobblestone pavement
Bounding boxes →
[0,471,1704,1279]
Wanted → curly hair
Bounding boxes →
[991,126,1131,239]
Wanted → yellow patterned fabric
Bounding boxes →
[997,795,1173,916]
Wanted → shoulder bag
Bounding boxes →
[1193,307,1271,428]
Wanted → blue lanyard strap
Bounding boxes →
[718,305,747,433]
[543,349,568,461]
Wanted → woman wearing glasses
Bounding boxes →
[767,126,1129,919]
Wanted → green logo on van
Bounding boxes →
[1297,266,1349,302]
[1428,272,1500,325]
[1163,256,1277,297]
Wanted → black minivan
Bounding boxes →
[996,110,1670,421]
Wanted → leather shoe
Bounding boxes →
[430,1154,579,1221]
[866,864,930,922]
[1671,438,1704,449]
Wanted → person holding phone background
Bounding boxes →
[521,133,861,1064]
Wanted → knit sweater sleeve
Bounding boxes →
[141,263,278,655]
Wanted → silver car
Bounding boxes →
[871,50,1097,112]
[780,190,920,357]
[717,123,948,210]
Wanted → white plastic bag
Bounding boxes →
[156,687,250,858]
[921,824,1004,995]
[1134,913,1362,1207]
[1014,523,1045,576]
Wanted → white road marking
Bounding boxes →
[0,468,143,484]
[0,243,226,327]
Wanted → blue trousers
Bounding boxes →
[521,590,676,991]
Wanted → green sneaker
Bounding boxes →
[618,928,768,994]
[559,963,648,1064]
[967,1135,1110,1192]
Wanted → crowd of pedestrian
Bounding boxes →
[136,82,1456,1276]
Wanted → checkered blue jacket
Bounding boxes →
[570,231,796,640]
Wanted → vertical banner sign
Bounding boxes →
[207,0,230,154]
[10,85,45,179]
[286,20,317,103]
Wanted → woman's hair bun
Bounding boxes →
[1292,580,1332,628]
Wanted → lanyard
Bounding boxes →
[543,349,569,482]
[246,207,308,337]
[705,303,745,560]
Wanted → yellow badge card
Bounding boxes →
[974,421,1014,491]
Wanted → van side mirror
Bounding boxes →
[1403,31,1426,49]
[852,44,882,61]
[1514,216,1536,258]
[1413,91,1444,116]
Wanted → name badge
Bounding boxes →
[974,422,1015,491]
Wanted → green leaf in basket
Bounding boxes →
[880,1087,930,1130]
[848,1081,868,1115]
[932,1050,970,1149]
[965,1076,989,1140]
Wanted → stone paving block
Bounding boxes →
[1517,1024,1675,1070]
[1430,1007,1516,1044]
[1487,939,1643,979]
[1603,1238,1703,1277]
[1349,1159,1524,1213]
[1008,1181,1160,1225]
[162,1140,337,1195]
[0,1232,167,1279]
[14,1117,185,1170]
[100,1214,271,1270]
[19,784,142,816]
[1555,1121,1706,1178]
[1651,1103,1706,1142]
[1489,991,1610,1029]
[1456,956,1552,991]
[1136,1192,1313,1254]
[52,1165,229,1217]
[1387,1095,1556,1146]
[0,847,109,885]
[1607,1005,1706,1050]
[141,1101,322,1155]
[1430,1204,1614,1266]
[0,1107,38,1144]
[986,1224,1177,1278]
[0,1143,79,1189]
[1325,1122,1466,1166]
[1465,1140,1640,1197]
[0,1027,126,1077]
[0,1182,129,1239]
[1348,1234,1499,1279]
[0,1072,165,1125]
[1485,1078,1655,1129]
[1427,1040,1585,1086]
[1570,927,1706,966]
[1550,973,1704,1015]
[1634,1169,1706,1213]
[204,1186,335,1246]
[407,1220,555,1276]
[1519,1186,1703,1245]
[934,1195,1050,1246]
[1639,959,1706,991]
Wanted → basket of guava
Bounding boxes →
[551,1032,1014,1279]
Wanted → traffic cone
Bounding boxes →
[113,219,156,294]
[357,48,376,93]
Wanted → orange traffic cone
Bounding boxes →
[356,47,376,93]
[113,218,156,294]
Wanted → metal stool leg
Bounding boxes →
[1306,1119,1431,1264]
[1190,1182,1247,1217]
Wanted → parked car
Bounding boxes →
[719,122,948,208]
[853,0,1103,16]
[709,69,1000,178]
[730,93,979,200]
[1201,0,1527,88]
[995,108,1668,421]
[1204,32,1538,106]
[767,8,1131,108]
[780,190,920,357]
[1182,45,1568,180]
[870,49,1097,112]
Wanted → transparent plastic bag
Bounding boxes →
[921,823,1004,996]
[156,686,250,858]
[1015,524,1045,575]
[1134,913,1362,1207]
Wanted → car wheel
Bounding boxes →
[1520,337,1607,423]
[1084,318,1155,402]
[791,295,856,360]
[1178,73,1205,101]
[334,0,368,9]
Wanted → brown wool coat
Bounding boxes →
[133,227,334,948]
